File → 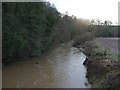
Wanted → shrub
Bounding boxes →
[73,32,94,45]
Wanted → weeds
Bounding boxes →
[94,40,120,60]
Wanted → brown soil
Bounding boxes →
[72,39,120,88]
[84,40,120,88]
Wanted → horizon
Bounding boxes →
[47,0,119,25]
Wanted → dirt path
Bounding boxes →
[96,38,120,55]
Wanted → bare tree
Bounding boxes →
[96,19,101,25]
[90,19,95,25]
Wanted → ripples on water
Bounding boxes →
[3,43,91,88]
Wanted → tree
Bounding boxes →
[90,19,95,25]
[2,2,60,64]
[96,19,101,25]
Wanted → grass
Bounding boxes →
[94,40,120,60]
[88,75,106,88]
[86,40,120,88]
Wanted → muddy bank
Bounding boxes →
[79,40,120,88]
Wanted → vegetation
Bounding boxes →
[2,2,60,64]
[2,1,120,89]
[95,40,120,60]
[82,40,120,88]
[94,25,119,37]
[73,32,94,45]
[2,2,90,65]
[2,2,119,65]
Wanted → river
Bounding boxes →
[3,43,91,88]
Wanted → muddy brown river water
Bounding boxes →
[3,43,91,88]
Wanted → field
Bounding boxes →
[96,38,120,56]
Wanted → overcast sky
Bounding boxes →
[1,0,119,24]
[47,0,119,25]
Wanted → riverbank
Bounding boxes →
[81,40,120,88]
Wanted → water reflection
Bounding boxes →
[3,44,91,88]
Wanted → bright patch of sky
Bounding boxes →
[47,0,119,25]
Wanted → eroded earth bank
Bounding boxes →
[75,39,120,89]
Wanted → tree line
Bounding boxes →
[2,2,89,65]
[2,2,119,65]
[3,2,60,64]
[89,19,119,37]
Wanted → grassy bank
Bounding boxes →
[95,40,120,60]
[82,40,120,88]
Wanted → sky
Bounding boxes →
[47,0,119,25]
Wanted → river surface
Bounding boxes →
[3,43,91,88]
